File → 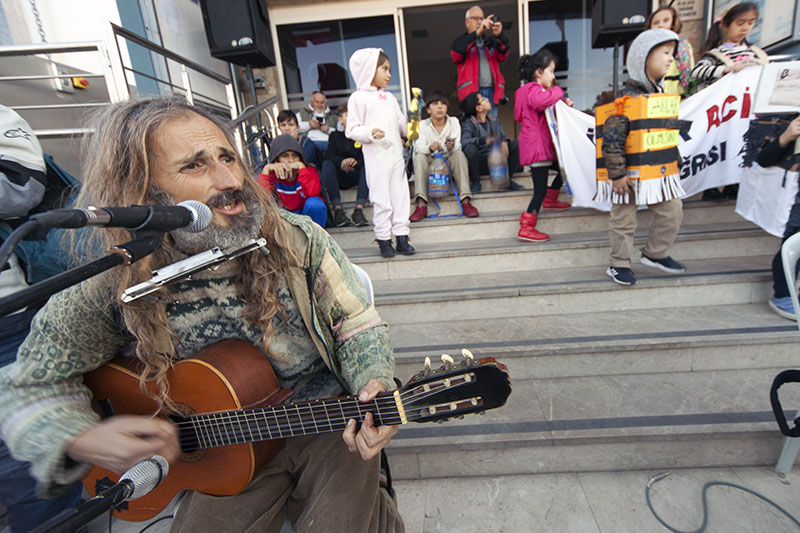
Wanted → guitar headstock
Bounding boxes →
[398,349,511,424]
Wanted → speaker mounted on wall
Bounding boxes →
[591,0,651,49]
[199,0,276,68]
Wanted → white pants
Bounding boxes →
[365,158,411,240]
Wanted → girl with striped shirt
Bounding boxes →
[690,2,768,92]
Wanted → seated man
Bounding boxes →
[298,91,338,153]
[460,91,522,193]
[259,134,328,228]
[411,90,478,221]
[322,102,370,227]
[0,96,403,532]
[277,109,321,168]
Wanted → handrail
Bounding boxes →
[229,96,280,129]
[110,24,230,85]
[0,41,103,57]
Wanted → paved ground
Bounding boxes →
[5,464,798,532]
[394,466,800,533]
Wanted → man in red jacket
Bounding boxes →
[451,5,510,117]
[259,134,328,227]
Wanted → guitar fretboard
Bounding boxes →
[179,394,403,451]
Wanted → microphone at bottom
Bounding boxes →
[31,455,170,533]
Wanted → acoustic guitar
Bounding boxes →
[82,339,512,521]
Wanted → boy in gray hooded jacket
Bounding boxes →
[601,29,688,286]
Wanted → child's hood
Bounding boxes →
[349,48,382,91]
[627,29,679,92]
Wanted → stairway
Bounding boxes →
[328,174,800,481]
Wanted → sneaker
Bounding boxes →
[376,239,395,258]
[640,253,686,274]
[768,296,797,320]
[607,266,636,286]
[351,208,369,227]
[395,235,415,255]
[409,204,427,222]
[508,179,524,191]
[470,181,482,194]
[461,200,479,218]
[332,208,353,227]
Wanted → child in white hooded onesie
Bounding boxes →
[346,48,414,257]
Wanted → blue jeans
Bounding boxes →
[480,87,498,118]
[295,196,328,228]
[0,442,83,532]
[773,200,800,298]
[320,160,369,207]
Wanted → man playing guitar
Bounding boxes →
[0,97,403,532]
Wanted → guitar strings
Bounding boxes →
[174,389,472,448]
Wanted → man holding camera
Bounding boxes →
[298,91,338,153]
[451,5,510,118]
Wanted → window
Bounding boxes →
[277,16,400,111]
[529,0,618,111]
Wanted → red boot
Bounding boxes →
[517,212,549,242]
[542,188,571,210]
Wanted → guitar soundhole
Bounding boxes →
[169,403,207,463]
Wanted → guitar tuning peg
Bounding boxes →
[461,348,474,361]
[441,354,454,364]
[424,356,432,375]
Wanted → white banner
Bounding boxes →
[549,66,783,221]
[677,66,761,196]
[736,166,799,237]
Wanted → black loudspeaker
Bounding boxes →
[199,0,275,68]
[591,0,650,49]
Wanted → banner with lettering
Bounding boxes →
[676,66,761,196]
[548,67,762,208]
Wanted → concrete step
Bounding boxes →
[372,256,773,325]
[349,221,780,282]
[386,366,800,479]
[388,303,800,381]
[338,172,535,204]
[329,200,742,249]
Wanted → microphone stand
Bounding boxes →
[0,231,163,318]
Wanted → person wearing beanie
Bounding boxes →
[258,134,328,227]
[599,28,689,286]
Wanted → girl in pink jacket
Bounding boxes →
[514,50,573,243]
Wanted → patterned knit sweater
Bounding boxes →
[0,211,394,496]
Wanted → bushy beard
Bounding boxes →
[148,185,266,255]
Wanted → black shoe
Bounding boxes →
[723,184,739,199]
[606,266,636,286]
[377,239,395,257]
[508,179,524,191]
[352,208,369,226]
[702,188,726,202]
[470,181,482,194]
[640,253,686,274]
[332,208,353,227]
[395,235,415,255]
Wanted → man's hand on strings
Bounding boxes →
[342,379,399,461]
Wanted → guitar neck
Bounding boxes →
[181,393,403,451]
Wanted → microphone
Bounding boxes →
[30,456,170,533]
[29,200,213,233]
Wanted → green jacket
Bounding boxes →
[0,210,394,496]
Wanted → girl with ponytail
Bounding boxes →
[690,2,768,92]
[645,5,694,97]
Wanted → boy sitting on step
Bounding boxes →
[258,134,328,228]
[460,91,523,193]
[410,90,478,221]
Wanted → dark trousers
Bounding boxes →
[320,160,369,206]
[773,200,800,298]
[0,307,83,533]
[463,139,520,186]
[527,163,564,213]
